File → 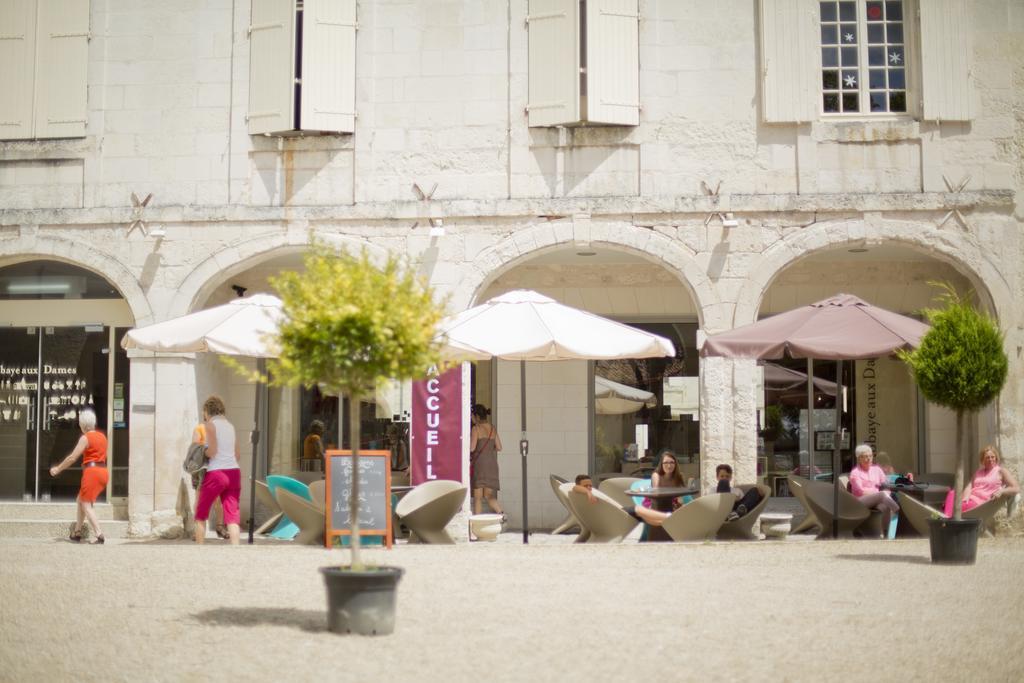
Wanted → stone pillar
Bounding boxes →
[127,351,199,537]
[699,356,759,490]
[699,355,732,491]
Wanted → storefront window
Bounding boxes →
[0,261,131,502]
[593,322,699,481]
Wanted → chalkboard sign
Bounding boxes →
[325,450,392,549]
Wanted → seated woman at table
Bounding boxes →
[648,449,687,510]
[849,444,899,536]
[572,475,673,527]
[943,445,1020,516]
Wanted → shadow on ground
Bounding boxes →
[835,553,930,565]
[193,607,325,632]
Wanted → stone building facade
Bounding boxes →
[1,0,1021,535]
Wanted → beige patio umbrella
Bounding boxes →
[594,375,658,415]
[701,293,929,538]
[438,290,676,543]
[121,294,283,544]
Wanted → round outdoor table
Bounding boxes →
[629,486,699,542]
[881,482,950,537]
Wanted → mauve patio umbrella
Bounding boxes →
[701,294,929,537]
[438,290,676,543]
[122,294,283,544]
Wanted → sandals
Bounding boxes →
[90,534,105,545]
[215,525,229,539]
[69,526,82,543]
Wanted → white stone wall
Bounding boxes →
[1,1,1022,532]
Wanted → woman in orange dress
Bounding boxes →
[49,408,108,544]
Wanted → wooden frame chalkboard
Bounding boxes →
[325,450,393,549]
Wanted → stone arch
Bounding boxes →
[453,220,721,328]
[0,233,152,324]
[733,220,1011,327]
[172,230,393,316]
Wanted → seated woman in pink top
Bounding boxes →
[849,444,899,536]
[943,445,1020,516]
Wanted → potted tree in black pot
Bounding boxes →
[268,244,446,633]
[899,285,1008,565]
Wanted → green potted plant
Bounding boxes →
[269,243,446,633]
[899,284,1008,564]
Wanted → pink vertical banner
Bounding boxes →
[410,366,463,484]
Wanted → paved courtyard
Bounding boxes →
[2,534,1022,682]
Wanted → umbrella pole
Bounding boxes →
[520,360,529,544]
[806,359,813,480]
[832,359,842,539]
[247,359,266,545]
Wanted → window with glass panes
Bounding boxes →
[820,1,907,114]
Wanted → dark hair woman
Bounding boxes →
[470,403,505,524]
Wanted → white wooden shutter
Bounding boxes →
[527,0,579,127]
[920,0,971,121]
[585,0,639,126]
[0,0,37,140]
[300,0,355,133]
[248,0,295,135]
[34,0,89,138]
[758,0,818,123]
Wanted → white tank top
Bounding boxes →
[206,415,238,471]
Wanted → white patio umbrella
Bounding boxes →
[121,294,283,544]
[595,375,658,415]
[438,290,676,543]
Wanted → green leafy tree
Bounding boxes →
[269,244,447,567]
[898,284,1008,520]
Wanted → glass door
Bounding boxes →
[0,327,40,501]
[40,326,109,502]
[0,326,110,501]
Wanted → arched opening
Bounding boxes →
[472,245,701,529]
[186,250,413,526]
[756,243,989,496]
[0,260,135,502]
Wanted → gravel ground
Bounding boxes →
[2,533,1022,683]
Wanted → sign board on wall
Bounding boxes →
[410,366,463,485]
[855,357,916,474]
[325,449,392,549]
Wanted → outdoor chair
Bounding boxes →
[787,475,822,535]
[549,474,580,535]
[254,480,284,535]
[661,493,734,542]
[266,474,313,540]
[308,479,326,510]
[717,484,771,540]
[552,477,590,542]
[395,480,467,544]
[598,477,642,510]
[563,483,638,543]
[899,491,1015,538]
[276,488,325,545]
[802,479,881,538]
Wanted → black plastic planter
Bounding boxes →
[321,566,404,635]
[928,517,981,565]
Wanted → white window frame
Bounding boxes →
[817,0,918,120]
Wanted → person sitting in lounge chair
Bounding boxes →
[849,444,899,536]
[715,464,763,521]
[943,445,1019,516]
[572,475,672,527]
